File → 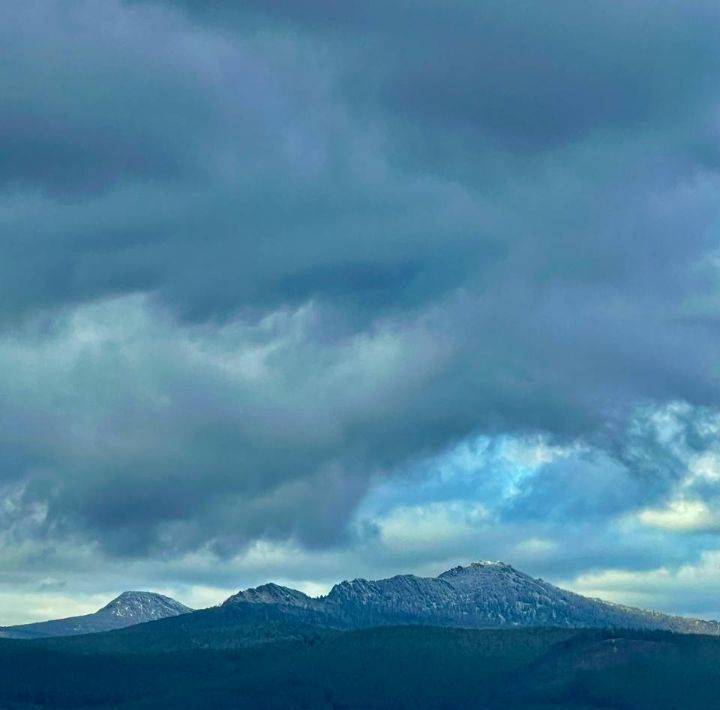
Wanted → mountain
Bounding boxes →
[229,582,318,608]
[0,591,192,640]
[223,561,720,635]
[3,560,716,647]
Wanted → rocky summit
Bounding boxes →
[223,561,720,635]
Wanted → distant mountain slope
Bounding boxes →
[223,561,720,635]
[41,603,336,655]
[0,591,192,640]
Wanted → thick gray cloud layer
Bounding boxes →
[2,0,720,595]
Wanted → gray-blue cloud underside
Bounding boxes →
[2,0,720,596]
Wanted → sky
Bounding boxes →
[3,0,720,625]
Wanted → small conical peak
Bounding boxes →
[224,583,313,607]
[99,591,192,618]
[100,591,159,610]
[105,591,155,601]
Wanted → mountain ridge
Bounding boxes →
[3,561,717,642]
[222,560,720,635]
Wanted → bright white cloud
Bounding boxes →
[569,551,720,619]
[376,500,490,551]
[637,499,720,532]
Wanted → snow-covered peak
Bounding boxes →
[0,590,192,640]
[99,591,192,621]
[441,561,512,575]
[438,561,523,582]
[224,583,314,608]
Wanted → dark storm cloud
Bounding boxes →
[164,1,720,157]
[2,0,720,559]
[0,3,222,195]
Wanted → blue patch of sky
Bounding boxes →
[358,434,568,520]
